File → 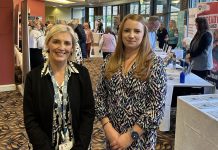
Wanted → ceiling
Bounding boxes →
[45,0,140,7]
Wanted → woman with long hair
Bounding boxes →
[167,20,178,49]
[95,14,166,149]
[186,17,213,79]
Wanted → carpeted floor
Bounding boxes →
[0,57,175,149]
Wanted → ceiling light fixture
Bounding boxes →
[45,0,75,5]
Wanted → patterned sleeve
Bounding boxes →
[95,60,109,120]
[136,56,167,130]
[70,33,83,64]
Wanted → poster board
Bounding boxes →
[188,8,198,38]
[177,11,185,48]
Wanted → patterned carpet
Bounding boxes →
[0,57,175,149]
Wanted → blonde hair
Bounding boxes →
[170,20,177,29]
[105,14,154,81]
[45,24,76,61]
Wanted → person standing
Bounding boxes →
[83,22,94,59]
[157,23,168,49]
[186,17,213,79]
[99,27,116,59]
[69,20,87,59]
[147,16,160,50]
[23,24,95,150]
[29,22,45,69]
[97,19,104,33]
[167,20,178,49]
[95,14,166,149]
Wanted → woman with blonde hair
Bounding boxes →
[167,20,178,49]
[24,24,95,150]
[95,14,166,149]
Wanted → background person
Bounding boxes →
[99,26,116,59]
[95,14,166,149]
[167,20,178,49]
[83,22,94,59]
[69,20,87,59]
[157,23,168,49]
[29,22,45,69]
[186,17,213,79]
[97,19,104,33]
[24,24,95,150]
[147,16,160,50]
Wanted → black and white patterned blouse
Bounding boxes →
[41,60,79,149]
[95,54,167,150]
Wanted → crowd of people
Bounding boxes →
[21,13,215,149]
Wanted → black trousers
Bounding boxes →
[191,70,210,79]
[30,48,44,70]
[103,52,112,59]
[168,44,177,49]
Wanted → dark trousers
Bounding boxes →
[191,70,210,79]
[159,41,166,49]
[30,48,44,70]
[168,44,177,49]
[103,52,112,59]
[86,43,91,58]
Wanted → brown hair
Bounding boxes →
[105,14,154,81]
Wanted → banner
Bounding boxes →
[197,2,218,88]
[188,8,198,38]
[177,11,185,48]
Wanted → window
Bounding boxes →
[113,5,118,15]
[156,0,167,14]
[103,6,112,29]
[89,8,94,30]
[130,2,139,14]
[170,0,180,12]
[72,7,85,24]
[140,3,150,15]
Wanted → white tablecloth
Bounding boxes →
[175,94,218,150]
[159,69,216,131]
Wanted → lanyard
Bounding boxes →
[51,68,69,138]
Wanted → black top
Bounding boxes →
[157,28,168,43]
[23,62,95,150]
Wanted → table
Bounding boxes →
[175,94,218,150]
[159,68,216,131]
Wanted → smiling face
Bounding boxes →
[47,32,73,65]
[122,19,145,51]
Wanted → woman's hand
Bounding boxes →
[186,53,191,63]
[110,132,133,150]
[103,123,120,144]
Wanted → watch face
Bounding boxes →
[131,131,139,141]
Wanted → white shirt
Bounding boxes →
[148,31,157,50]
[29,28,45,49]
